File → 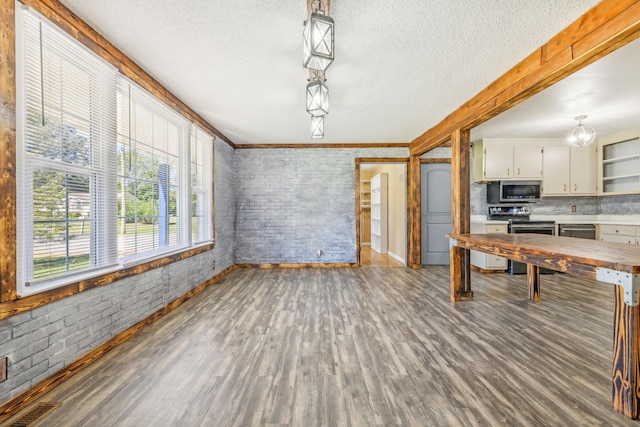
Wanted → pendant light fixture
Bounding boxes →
[566,115,597,147]
[303,3,334,72]
[306,73,329,117]
[311,116,324,139]
[304,0,332,139]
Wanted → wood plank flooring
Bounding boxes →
[360,246,404,267]
[9,267,640,426]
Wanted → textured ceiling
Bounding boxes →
[58,0,601,145]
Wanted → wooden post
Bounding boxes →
[450,129,471,301]
[612,285,640,418]
[527,264,541,302]
[407,155,421,268]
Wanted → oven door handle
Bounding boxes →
[510,225,555,231]
[559,227,596,232]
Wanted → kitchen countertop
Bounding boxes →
[471,214,640,226]
[532,215,640,226]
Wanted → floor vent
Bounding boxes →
[8,402,61,427]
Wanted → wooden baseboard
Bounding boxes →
[236,263,357,269]
[471,265,505,274]
[0,264,238,424]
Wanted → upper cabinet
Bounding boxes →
[541,144,597,196]
[474,133,640,197]
[473,139,543,182]
[571,145,598,195]
[599,129,640,195]
[483,145,513,180]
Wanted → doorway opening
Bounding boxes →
[355,159,408,267]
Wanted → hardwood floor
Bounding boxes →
[9,267,640,426]
[360,246,404,267]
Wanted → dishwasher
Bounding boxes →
[558,223,596,239]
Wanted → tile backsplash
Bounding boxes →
[599,193,640,215]
[471,180,639,217]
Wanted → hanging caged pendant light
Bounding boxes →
[311,115,324,139]
[303,7,334,71]
[306,76,329,117]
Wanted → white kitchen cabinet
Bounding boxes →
[541,144,597,196]
[483,145,514,180]
[370,173,388,254]
[599,224,638,245]
[514,145,544,179]
[473,139,543,182]
[571,144,598,194]
[542,145,570,195]
[470,222,508,270]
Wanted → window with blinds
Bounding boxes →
[16,6,214,296]
[17,7,118,294]
[116,80,190,261]
[191,126,213,244]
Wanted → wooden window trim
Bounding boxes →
[0,0,17,303]
[236,143,409,149]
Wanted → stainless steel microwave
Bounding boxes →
[486,181,541,203]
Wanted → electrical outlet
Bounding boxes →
[317,249,323,258]
[571,205,577,212]
[211,260,216,270]
[0,356,7,382]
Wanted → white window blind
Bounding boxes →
[191,125,213,244]
[17,6,118,295]
[116,79,191,261]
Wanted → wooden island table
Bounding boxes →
[447,233,640,419]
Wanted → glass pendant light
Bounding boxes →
[306,76,329,116]
[311,116,324,139]
[566,115,597,147]
[303,9,334,71]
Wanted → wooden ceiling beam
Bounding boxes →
[410,0,640,156]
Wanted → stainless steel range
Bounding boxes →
[487,206,555,274]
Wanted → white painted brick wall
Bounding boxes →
[234,147,408,264]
